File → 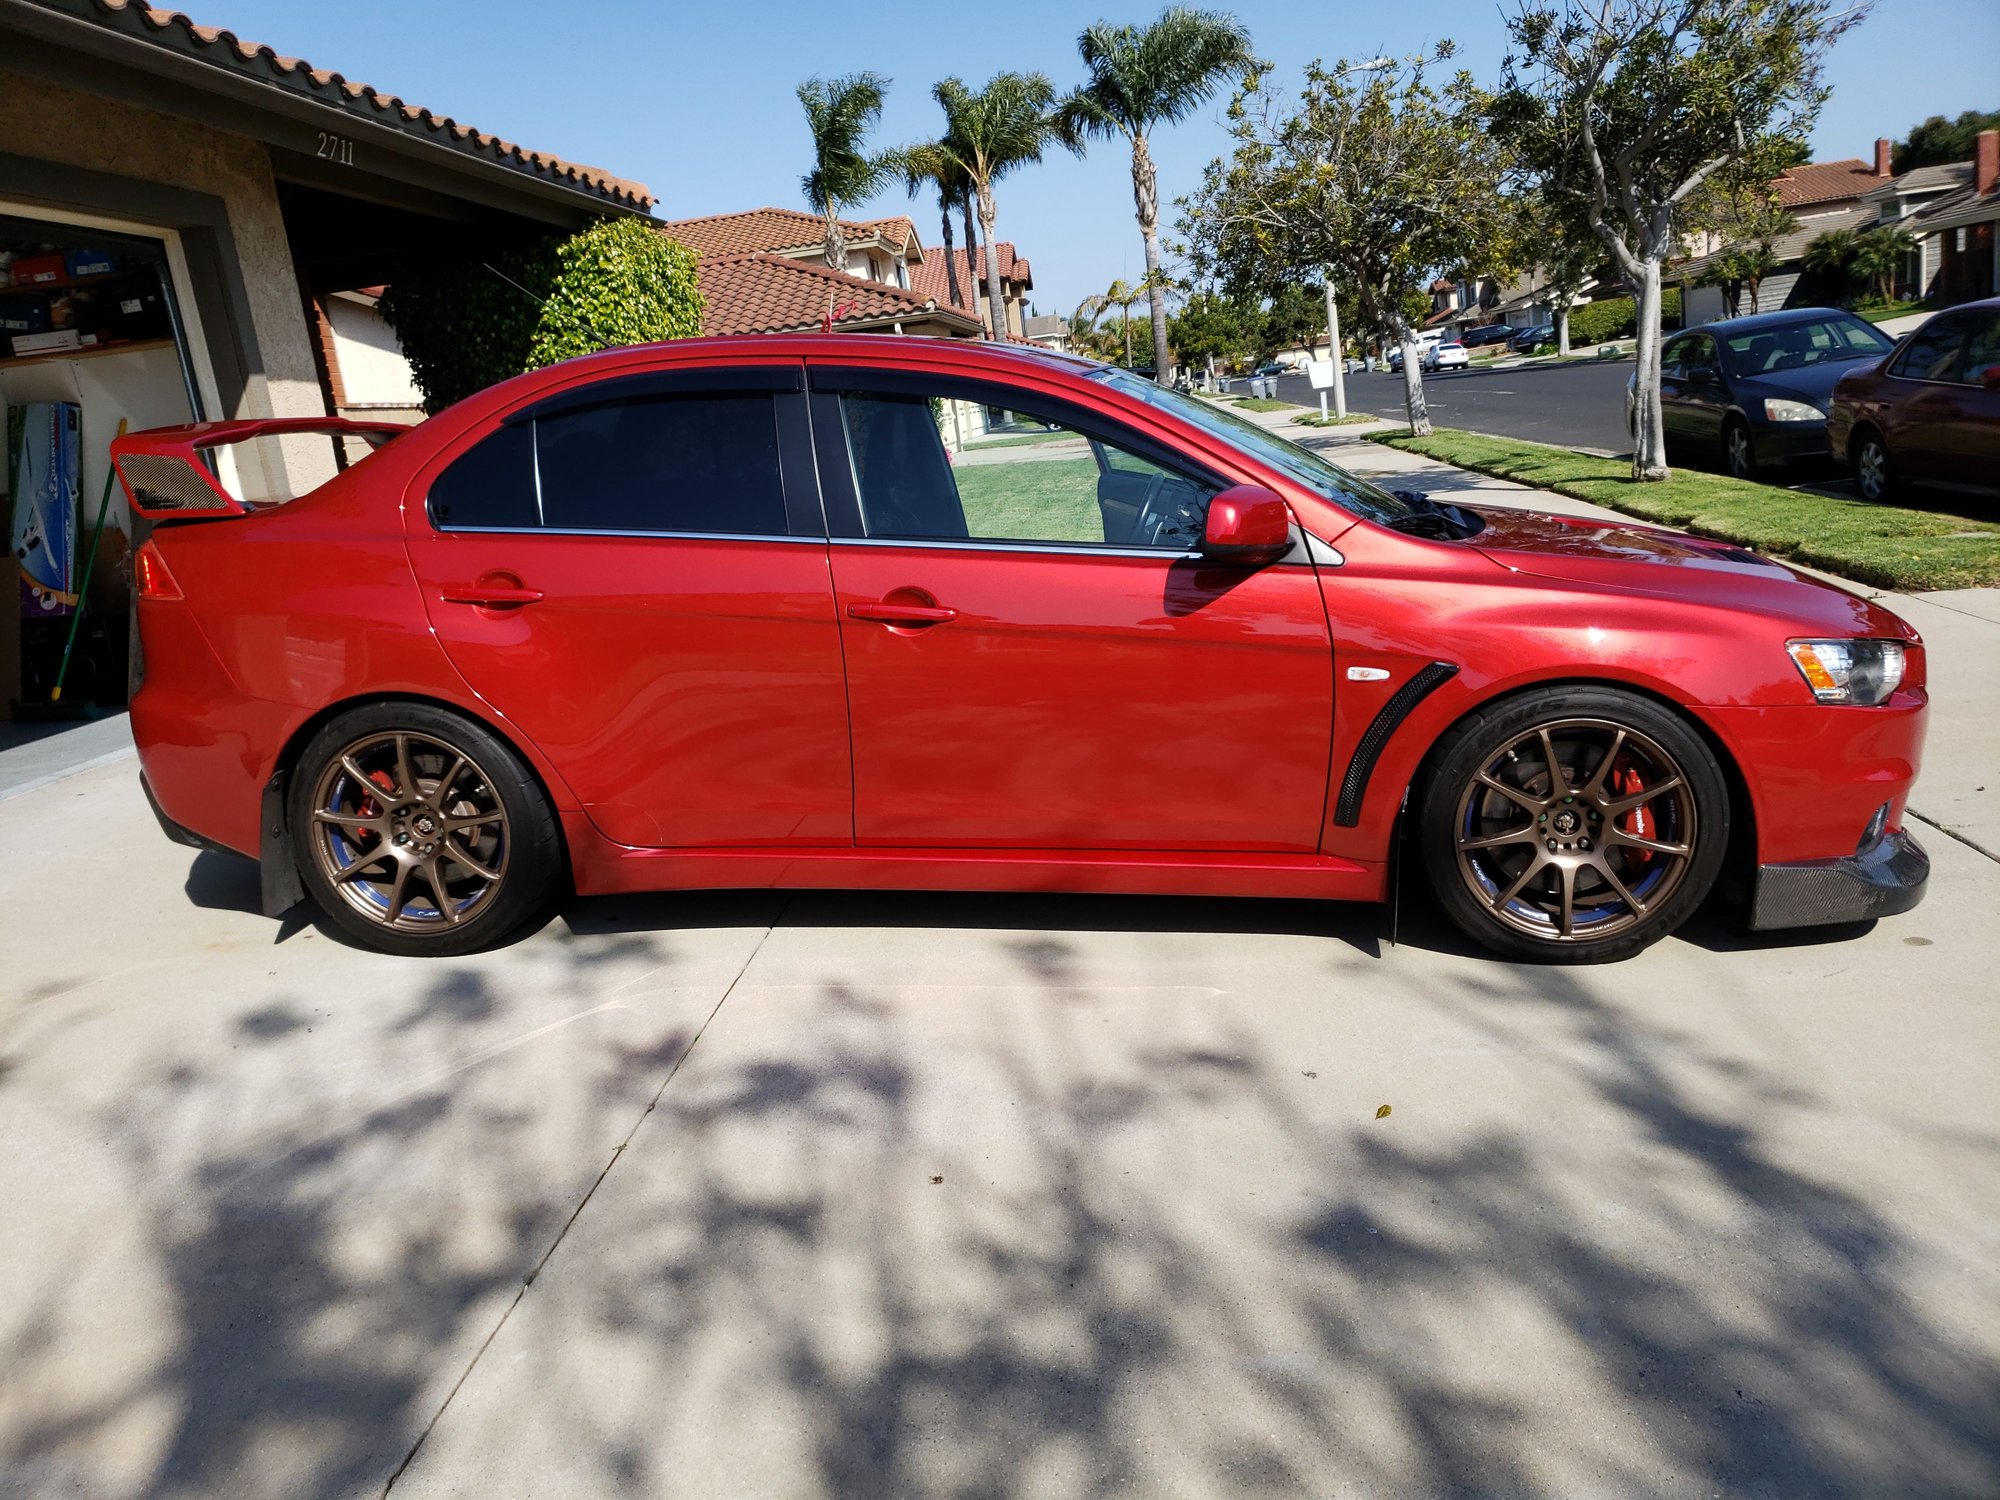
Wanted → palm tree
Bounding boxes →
[798,72,898,272]
[1058,8,1255,382]
[933,72,1067,340]
[1802,226,1861,302]
[1851,224,1919,305]
[1102,277,1144,365]
[900,141,973,314]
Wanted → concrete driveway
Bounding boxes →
[4,456,1997,1498]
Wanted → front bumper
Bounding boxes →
[1753,420,1832,468]
[1748,827,1929,930]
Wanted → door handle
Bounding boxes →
[848,601,956,625]
[440,583,544,608]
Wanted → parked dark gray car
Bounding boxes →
[1627,308,1899,478]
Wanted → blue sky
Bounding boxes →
[225,0,1997,315]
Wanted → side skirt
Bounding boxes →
[572,842,1388,904]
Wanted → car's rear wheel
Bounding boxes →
[289,703,560,956]
[1852,428,1896,502]
[1419,687,1729,964]
[1722,417,1757,479]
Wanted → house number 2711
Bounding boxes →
[315,131,355,167]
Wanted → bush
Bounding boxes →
[1566,288,1680,348]
[379,218,705,412]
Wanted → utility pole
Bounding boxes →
[1323,273,1347,419]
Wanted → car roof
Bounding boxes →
[1681,307,1874,337]
[529,332,1100,381]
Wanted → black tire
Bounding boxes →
[1722,416,1757,480]
[1851,427,1896,503]
[1418,686,1729,964]
[288,701,561,956]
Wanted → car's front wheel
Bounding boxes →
[1722,417,1757,479]
[1419,687,1729,963]
[289,702,561,956]
[1852,428,1896,502]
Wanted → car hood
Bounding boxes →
[1468,506,1914,636]
[1732,358,1870,409]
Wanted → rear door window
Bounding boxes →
[536,394,787,535]
[1955,313,2000,385]
[1889,316,1971,382]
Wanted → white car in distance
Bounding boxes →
[1423,340,1470,373]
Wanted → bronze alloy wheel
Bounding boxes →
[1452,716,1697,944]
[306,729,511,933]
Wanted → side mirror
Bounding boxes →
[1684,366,1717,386]
[1201,485,1292,566]
[1982,365,2000,392]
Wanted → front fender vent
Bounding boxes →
[1333,661,1460,827]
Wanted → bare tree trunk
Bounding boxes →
[977,184,1006,341]
[822,209,845,272]
[938,203,961,312]
[962,190,987,334]
[1556,305,1571,358]
[1631,257,1669,480]
[1132,134,1171,385]
[1391,319,1431,436]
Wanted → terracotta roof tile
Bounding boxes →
[658,208,920,260]
[76,0,652,210]
[694,254,980,337]
[909,243,1031,311]
[1774,157,1889,210]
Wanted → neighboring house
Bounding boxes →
[910,243,1034,339]
[311,286,424,425]
[655,207,980,339]
[1022,313,1070,351]
[658,207,925,288]
[1,0,651,712]
[1424,275,1505,334]
[1484,268,1616,334]
[1908,130,2000,305]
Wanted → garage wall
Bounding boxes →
[0,69,332,496]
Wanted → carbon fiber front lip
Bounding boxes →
[1748,828,1929,931]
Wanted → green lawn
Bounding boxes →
[1292,411,1382,428]
[963,430,1084,451]
[952,456,1103,543]
[1232,397,1302,412]
[1372,428,2000,591]
[1857,300,1926,325]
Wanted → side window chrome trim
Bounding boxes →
[832,537,1202,561]
[429,525,827,544]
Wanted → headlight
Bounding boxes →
[1787,639,1906,705]
[1764,398,1825,423]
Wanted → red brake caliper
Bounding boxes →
[353,769,398,848]
[1611,762,1653,868]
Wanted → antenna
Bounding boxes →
[481,262,612,351]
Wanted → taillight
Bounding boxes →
[134,540,182,600]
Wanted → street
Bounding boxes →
[1268,356,1640,455]
[4,440,1996,1500]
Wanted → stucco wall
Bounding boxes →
[0,68,332,496]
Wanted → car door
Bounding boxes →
[1676,334,1728,451]
[1938,311,2000,491]
[1881,312,1974,484]
[807,364,1335,852]
[401,364,852,849]
[1657,335,1691,444]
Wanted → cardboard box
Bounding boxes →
[9,329,83,356]
[0,296,51,334]
[65,248,119,278]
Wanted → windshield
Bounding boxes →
[1720,315,1895,378]
[1084,365,1422,527]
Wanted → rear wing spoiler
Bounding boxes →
[110,416,410,520]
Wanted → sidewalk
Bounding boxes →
[1241,401,2000,858]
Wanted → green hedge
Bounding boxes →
[379,218,704,413]
[1566,288,1681,347]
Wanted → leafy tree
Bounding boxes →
[1892,108,2000,173]
[379,220,704,413]
[1170,287,1258,369]
[1695,242,1782,318]
[1260,281,1326,359]
[1058,7,1256,382]
[798,73,899,271]
[1850,223,1918,304]
[934,73,1068,338]
[1180,48,1515,435]
[1802,224,1861,301]
[1492,0,1863,478]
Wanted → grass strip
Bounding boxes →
[1292,412,1383,428]
[1232,397,1303,412]
[1372,427,2000,591]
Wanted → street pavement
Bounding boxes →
[1268,357,1638,455]
[2,430,1996,1499]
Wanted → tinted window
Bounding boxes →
[428,422,538,529]
[1890,315,1971,382]
[535,394,787,534]
[1955,313,2000,386]
[839,392,1215,550]
[1681,335,1718,375]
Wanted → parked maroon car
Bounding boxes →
[1828,297,2000,503]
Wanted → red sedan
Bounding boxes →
[1828,296,2000,503]
[112,336,1929,962]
